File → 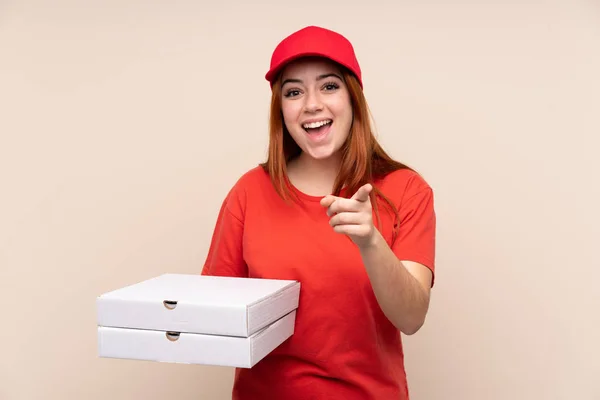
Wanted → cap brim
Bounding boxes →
[265,52,354,87]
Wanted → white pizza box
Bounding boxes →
[96,273,301,337]
[98,309,296,368]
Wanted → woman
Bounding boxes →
[202,25,436,400]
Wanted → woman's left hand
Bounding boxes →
[320,183,376,249]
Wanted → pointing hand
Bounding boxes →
[320,184,376,249]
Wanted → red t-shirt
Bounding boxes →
[202,166,436,400]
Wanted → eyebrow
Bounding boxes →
[281,73,342,87]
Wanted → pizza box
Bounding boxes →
[96,273,300,368]
[96,273,300,337]
[97,309,296,368]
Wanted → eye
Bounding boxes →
[322,81,340,91]
[284,89,301,98]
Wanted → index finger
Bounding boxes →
[320,194,342,208]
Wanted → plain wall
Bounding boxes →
[1,1,598,399]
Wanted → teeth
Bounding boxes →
[303,120,331,129]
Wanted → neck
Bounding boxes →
[286,151,343,196]
[298,151,341,178]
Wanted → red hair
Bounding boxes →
[260,67,413,236]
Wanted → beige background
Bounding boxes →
[1,1,599,399]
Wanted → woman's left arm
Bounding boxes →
[322,181,436,335]
[357,230,433,335]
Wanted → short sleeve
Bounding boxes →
[391,184,436,286]
[201,188,248,278]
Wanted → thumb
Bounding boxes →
[351,184,373,202]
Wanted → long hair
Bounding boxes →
[259,67,413,237]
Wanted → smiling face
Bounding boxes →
[279,58,353,163]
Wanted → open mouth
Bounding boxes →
[302,119,333,135]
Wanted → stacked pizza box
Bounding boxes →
[96,273,300,368]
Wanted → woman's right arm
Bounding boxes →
[201,189,248,278]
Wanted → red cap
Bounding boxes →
[265,26,363,88]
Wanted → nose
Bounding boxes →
[303,90,323,113]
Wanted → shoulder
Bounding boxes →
[376,167,434,206]
[222,165,272,210]
[232,165,271,190]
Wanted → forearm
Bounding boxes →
[358,230,431,335]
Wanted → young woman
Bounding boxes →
[202,25,436,400]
